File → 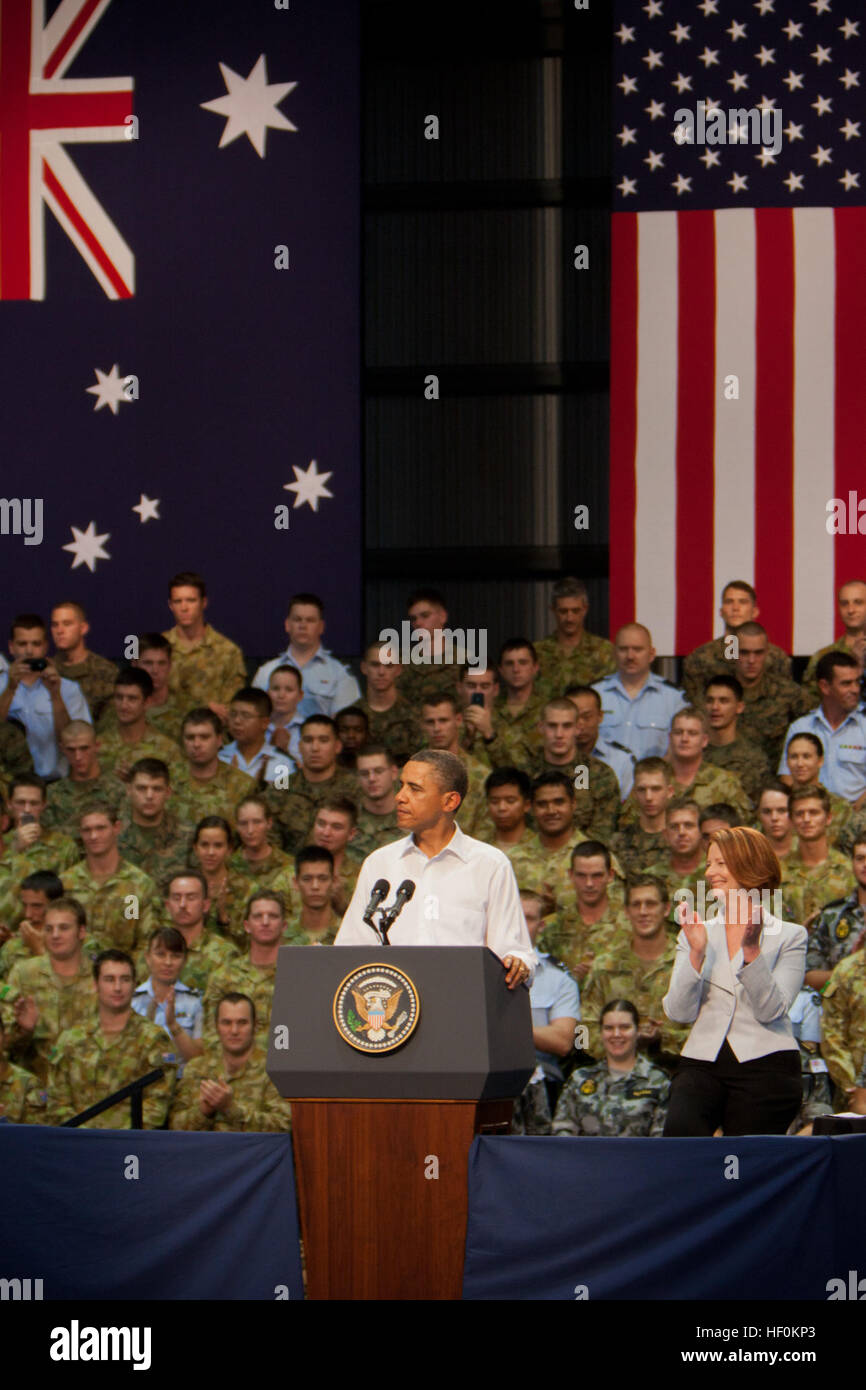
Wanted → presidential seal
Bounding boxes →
[333,963,420,1054]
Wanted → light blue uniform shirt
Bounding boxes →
[0,672,91,776]
[218,740,295,783]
[591,735,635,800]
[266,714,305,764]
[778,707,866,801]
[252,645,360,718]
[132,978,203,1076]
[592,672,687,760]
[530,952,581,1082]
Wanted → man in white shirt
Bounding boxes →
[335,749,536,986]
[252,593,360,717]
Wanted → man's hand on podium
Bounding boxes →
[502,955,530,990]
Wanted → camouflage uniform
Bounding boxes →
[330,853,361,915]
[171,763,256,829]
[641,856,706,923]
[357,695,421,765]
[454,751,496,840]
[835,808,866,857]
[396,663,459,713]
[788,988,833,1129]
[539,903,630,978]
[0,720,35,799]
[481,692,546,771]
[54,651,119,722]
[552,1053,669,1136]
[703,735,770,809]
[98,698,187,746]
[736,671,812,768]
[202,871,260,952]
[485,829,553,897]
[801,637,861,710]
[534,631,617,701]
[780,848,855,925]
[806,895,866,974]
[616,762,751,828]
[44,1009,177,1128]
[526,755,620,841]
[0,829,80,919]
[169,1042,291,1132]
[118,813,194,887]
[178,931,239,995]
[353,807,402,858]
[511,1073,553,1135]
[226,850,300,920]
[42,770,128,836]
[542,841,626,915]
[3,952,96,1081]
[0,1059,43,1122]
[203,956,277,1031]
[610,823,667,877]
[820,951,866,1092]
[823,792,856,849]
[96,727,183,782]
[580,937,689,1060]
[282,909,342,945]
[264,767,359,855]
[683,634,792,706]
[163,624,247,710]
[62,857,160,953]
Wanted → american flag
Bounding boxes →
[0,0,361,658]
[609,0,866,656]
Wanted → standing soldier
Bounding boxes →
[357,642,420,766]
[731,623,811,766]
[163,571,246,724]
[682,580,792,704]
[804,837,866,990]
[50,601,118,722]
[533,577,616,700]
[702,675,771,807]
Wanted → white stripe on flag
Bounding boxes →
[635,212,678,653]
[712,208,756,634]
[792,207,836,655]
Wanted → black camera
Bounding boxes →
[25,658,48,672]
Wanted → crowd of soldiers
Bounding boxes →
[2,570,866,1140]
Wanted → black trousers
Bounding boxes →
[663,1040,802,1137]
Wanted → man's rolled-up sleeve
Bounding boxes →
[484,858,538,981]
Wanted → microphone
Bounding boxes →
[378,879,416,944]
[362,879,390,929]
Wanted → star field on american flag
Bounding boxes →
[614,1,864,209]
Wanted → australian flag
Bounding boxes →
[0,0,361,659]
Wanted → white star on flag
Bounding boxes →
[63,522,110,572]
[201,55,297,158]
[86,365,130,415]
[132,494,160,523]
[283,459,333,512]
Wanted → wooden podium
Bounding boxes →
[267,946,534,1300]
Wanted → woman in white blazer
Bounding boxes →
[662,825,806,1136]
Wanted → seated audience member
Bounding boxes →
[520,889,579,1112]
[391,588,460,708]
[63,804,160,954]
[41,721,125,837]
[778,652,866,805]
[566,683,635,800]
[0,776,78,880]
[44,949,177,1129]
[552,998,669,1137]
[118,758,193,883]
[781,787,855,925]
[611,757,674,875]
[190,817,251,952]
[534,576,616,699]
[731,621,811,765]
[307,797,363,914]
[50,601,118,722]
[780,733,853,844]
[352,745,403,856]
[203,892,286,1029]
[643,799,706,909]
[528,698,619,840]
[0,1014,42,1122]
[132,926,204,1069]
[0,612,92,777]
[801,580,866,708]
[335,706,370,769]
[265,664,306,762]
[230,796,298,908]
[820,945,866,1105]
[161,870,238,995]
[283,846,342,944]
[805,837,866,990]
[0,871,64,976]
[593,624,686,760]
[419,695,493,838]
[481,767,536,862]
[163,570,246,723]
[539,841,628,981]
[3,896,95,1082]
[702,674,771,806]
[580,877,688,1068]
[786,987,834,1134]
[682,579,792,704]
[456,665,500,767]
[357,641,420,766]
[699,803,740,843]
[220,686,289,785]
[252,593,360,717]
[755,780,796,862]
[171,709,256,827]
[132,632,186,744]
[169,992,291,1133]
[263,714,359,855]
[96,669,181,781]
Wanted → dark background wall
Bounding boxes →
[361,0,613,659]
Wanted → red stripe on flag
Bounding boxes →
[753,209,795,654]
[44,0,106,80]
[609,212,639,637]
[833,206,866,626]
[674,210,716,655]
[0,0,33,298]
[42,159,132,298]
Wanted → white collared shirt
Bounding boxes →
[335,823,537,978]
